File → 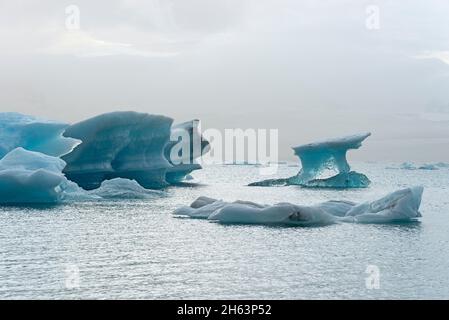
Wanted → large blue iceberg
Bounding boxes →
[174,186,423,226]
[249,132,371,188]
[0,112,79,159]
[0,111,209,203]
[61,111,209,190]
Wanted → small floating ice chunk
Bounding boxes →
[302,171,371,188]
[388,162,442,170]
[435,162,449,168]
[418,164,438,170]
[0,148,68,204]
[89,178,165,199]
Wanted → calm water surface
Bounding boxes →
[1,163,448,299]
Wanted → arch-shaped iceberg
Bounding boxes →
[249,132,371,188]
[61,111,209,190]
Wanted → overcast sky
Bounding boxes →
[1,0,449,161]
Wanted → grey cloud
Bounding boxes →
[0,0,449,161]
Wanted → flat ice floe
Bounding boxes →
[174,186,424,226]
[249,133,371,188]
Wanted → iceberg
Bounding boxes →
[417,164,438,170]
[435,162,449,168]
[301,171,371,188]
[174,186,423,226]
[249,132,371,188]
[62,112,209,190]
[341,186,423,223]
[164,120,210,184]
[0,112,79,159]
[0,148,68,204]
[387,162,445,170]
[89,178,165,199]
[400,162,438,170]
[0,111,209,202]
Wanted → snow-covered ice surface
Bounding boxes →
[174,186,423,225]
[1,162,449,299]
[249,133,371,188]
[0,112,79,159]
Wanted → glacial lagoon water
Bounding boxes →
[1,162,448,299]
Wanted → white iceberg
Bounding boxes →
[249,133,371,188]
[174,186,423,226]
[89,178,165,199]
[0,112,79,159]
[62,111,209,190]
[0,148,69,204]
[341,186,423,223]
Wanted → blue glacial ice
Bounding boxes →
[249,132,371,188]
[61,111,209,190]
[386,162,442,170]
[0,147,69,204]
[0,112,79,159]
[0,148,166,204]
[174,186,423,226]
[164,120,210,184]
[0,111,208,203]
[89,178,166,199]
